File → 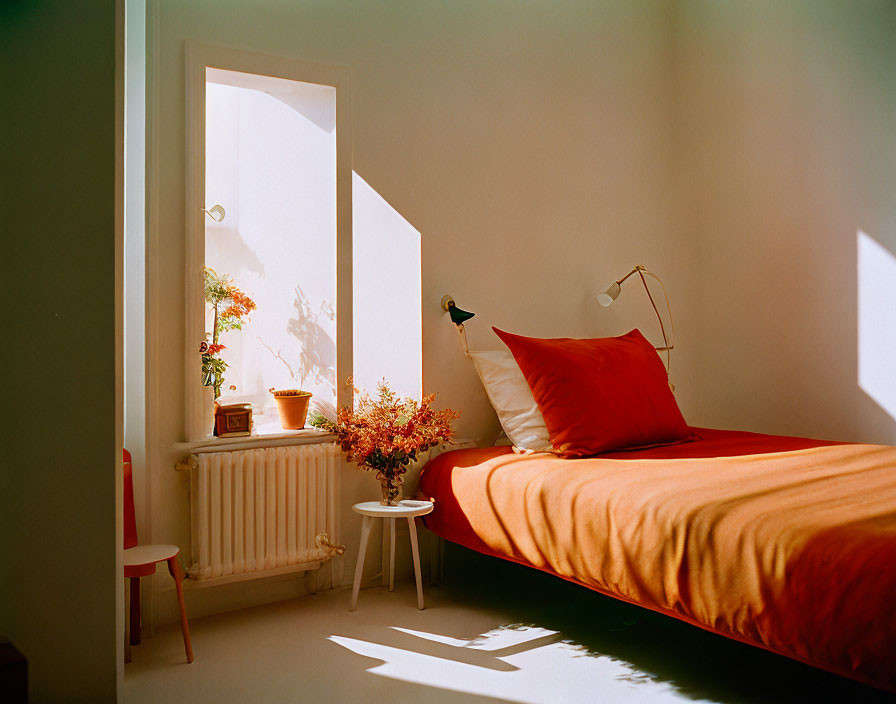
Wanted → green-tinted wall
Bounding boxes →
[1,1,119,701]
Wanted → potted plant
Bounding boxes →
[269,388,313,430]
[316,381,460,505]
[201,267,256,434]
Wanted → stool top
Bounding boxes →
[352,500,434,518]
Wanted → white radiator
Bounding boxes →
[188,443,341,582]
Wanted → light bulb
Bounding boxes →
[597,281,621,307]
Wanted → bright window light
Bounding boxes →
[203,68,423,432]
[352,172,422,401]
[205,70,337,432]
[858,230,896,420]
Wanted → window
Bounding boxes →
[186,44,421,443]
[204,69,338,434]
[185,45,353,441]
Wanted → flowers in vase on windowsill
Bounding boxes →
[201,266,256,400]
[315,381,461,506]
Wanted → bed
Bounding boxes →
[419,427,896,692]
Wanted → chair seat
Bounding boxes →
[124,544,179,568]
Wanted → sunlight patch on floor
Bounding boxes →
[330,624,719,704]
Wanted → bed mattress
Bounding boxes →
[419,428,896,691]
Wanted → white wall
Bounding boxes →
[676,1,896,445]
[145,0,896,629]
[147,0,692,624]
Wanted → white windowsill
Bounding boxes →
[175,426,335,455]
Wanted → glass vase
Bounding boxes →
[379,472,402,506]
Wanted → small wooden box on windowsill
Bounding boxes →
[214,403,253,438]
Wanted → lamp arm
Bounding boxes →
[642,270,674,346]
[457,323,471,357]
[636,268,674,376]
[616,265,647,286]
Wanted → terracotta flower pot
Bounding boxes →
[270,389,312,430]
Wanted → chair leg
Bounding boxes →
[167,557,194,663]
[129,577,141,645]
[124,577,132,664]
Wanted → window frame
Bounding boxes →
[184,42,353,442]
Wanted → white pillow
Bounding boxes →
[469,350,552,452]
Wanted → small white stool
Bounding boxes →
[350,500,434,611]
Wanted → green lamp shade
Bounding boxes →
[448,303,475,325]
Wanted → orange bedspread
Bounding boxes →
[419,429,896,691]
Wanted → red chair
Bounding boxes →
[124,449,193,663]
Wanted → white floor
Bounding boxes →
[125,564,893,704]
[126,582,705,704]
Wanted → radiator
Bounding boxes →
[188,443,341,581]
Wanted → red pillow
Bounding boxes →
[493,327,691,457]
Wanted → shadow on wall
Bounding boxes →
[857,230,896,422]
[207,224,265,277]
[259,284,336,394]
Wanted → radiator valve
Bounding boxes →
[316,532,346,557]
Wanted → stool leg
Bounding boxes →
[350,516,373,611]
[407,516,424,609]
[388,517,396,592]
[129,577,141,645]
[167,557,194,663]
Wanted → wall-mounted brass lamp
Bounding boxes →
[597,265,675,384]
[441,295,475,355]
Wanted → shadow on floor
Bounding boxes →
[125,549,895,704]
[439,542,895,704]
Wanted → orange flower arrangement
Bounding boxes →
[202,267,257,399]
[219,286,256,323]
[319,381,460,505]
